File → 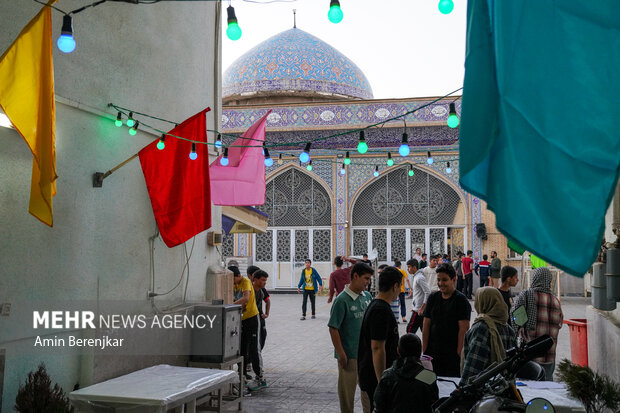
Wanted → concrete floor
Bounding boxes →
[239,293,589,412]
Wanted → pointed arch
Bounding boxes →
[348,162,468,227]
[258,164,333,227]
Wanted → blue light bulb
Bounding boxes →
[399,144,410,157]
[265,157,273,167]
[299,152,310,163]
[373,171,379,177]
[189,152,198,160]
[446,167,452,174]
[57,16,76,53]
[427,157,434,165]
[215,135,222,149]
[220,148,229,166]
[57,34,76,53]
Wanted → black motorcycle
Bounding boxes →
[432,305,556,413]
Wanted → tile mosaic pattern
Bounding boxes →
[223,28,373,100]
[222,100,462,131]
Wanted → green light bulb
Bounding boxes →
[357,141,368,154]
[447,114,460,128]
[387,159,394,166]
[408,169,414,177]
[328,4,343,24]
[126,119,135,128]
[157,140,165,150]
[115,119,122,127]
[438,0,454,14]
[344,158,351,165]
[227,22,242,41]
[129,128,137,136]
[307,164,312,171]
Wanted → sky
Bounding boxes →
[221,0,468,100]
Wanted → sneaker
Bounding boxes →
[248,377,267,391]
[311,315,316,319]
[300,316,306,320]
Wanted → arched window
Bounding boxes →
[351,165,464,261]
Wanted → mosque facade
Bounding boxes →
[220,27,514,287]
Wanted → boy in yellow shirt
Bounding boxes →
[231,266,262,385]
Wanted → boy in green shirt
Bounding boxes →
[328,262,374,413]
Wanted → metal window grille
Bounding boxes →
[313,229,331,262]
[391,229,407,261]
[257,168,332,227]
[295,229,310,262]
[372,229,387,261]
[353,229,369,256]
[410,229,426,256]
[222,233,235,258]
[351,166,460,226]
[276,230,291,261]
[255,230,273,262]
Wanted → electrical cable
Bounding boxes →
[108,88,463,151]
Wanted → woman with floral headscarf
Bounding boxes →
[511,267,563,380]
[461,287,516,384]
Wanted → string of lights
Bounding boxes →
[108,87,462,153]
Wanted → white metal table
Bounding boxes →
[69,364,238,413]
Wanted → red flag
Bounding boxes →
[139,108,211,247]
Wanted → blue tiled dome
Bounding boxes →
[223,28,373,101]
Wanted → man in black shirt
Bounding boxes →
[422,263,471,377]
[357,266,401,413]
[498,265,518,322]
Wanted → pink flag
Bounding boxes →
[210,111,271,205]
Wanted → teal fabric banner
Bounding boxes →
[459,0,620,277]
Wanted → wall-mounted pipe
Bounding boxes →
[592,262,616,311]
[606,247,620,302]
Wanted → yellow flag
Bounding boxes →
[0,2,57,226]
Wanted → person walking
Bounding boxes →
[498,265,519,322]
[412,248,423,262]
[460,287,516,384]
[406,258,431,334]
[461,250,474,299]
[327,262,373,413]
[422,263,471,377]
[395,260,412,323]
[475,254,491,288]
[357,266,401,413]
[297,259,323,320]
[511,268,563,380]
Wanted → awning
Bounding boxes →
[222,206,268,234]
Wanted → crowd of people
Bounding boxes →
[326,253,564,413]
[227,250,564,412]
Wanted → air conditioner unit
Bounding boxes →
[207,231,222,246]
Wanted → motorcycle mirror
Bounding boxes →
[512,305,528,327]
[526,398,555,413]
